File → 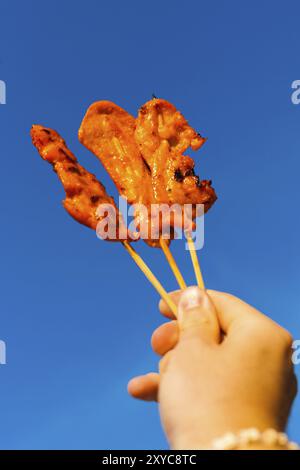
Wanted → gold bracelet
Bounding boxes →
[211,428,299,450]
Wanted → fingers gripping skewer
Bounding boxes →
[186,232,205,289]
[159,237,187,289]
[122,241,178,317]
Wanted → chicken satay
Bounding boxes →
[31,126,177,308]
[135,98,205,163]
[30,125,127,240]
[135,98,217,213]
[78,101,158,245]
[78,101,152,206]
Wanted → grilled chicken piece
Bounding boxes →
[78,101,152,207]
[78,101,157,245]
[135,98,206,163]
[30,125,127,239]
[135,98,217,212]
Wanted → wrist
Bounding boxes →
[170,411,281,450]
[173,429,298,451]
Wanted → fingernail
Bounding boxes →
[178,286,205,322]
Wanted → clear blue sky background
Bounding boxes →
[0,0,299,450]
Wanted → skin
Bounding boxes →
[128,287,297,450]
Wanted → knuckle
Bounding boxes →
[253,317,294,349]
[247,319,294,355]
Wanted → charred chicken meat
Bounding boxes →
[31,125,127,240]
[32,98,217,246]
[79,98,217,245]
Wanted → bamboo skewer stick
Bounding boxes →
[186,232,205,289]
[112,135,177,313]
[113,136,192,305]
[159,237,187,289]
[122,241,178,317]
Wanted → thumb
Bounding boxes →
[178,287,220,344]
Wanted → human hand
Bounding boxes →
[128,287,297,449]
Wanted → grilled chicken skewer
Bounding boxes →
[135,98,216,212]
[30,124,177,313]
[78,101,150,205]
[78,101,155,245]
[31,125,124,237]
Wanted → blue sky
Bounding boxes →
[0,0,299,449]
